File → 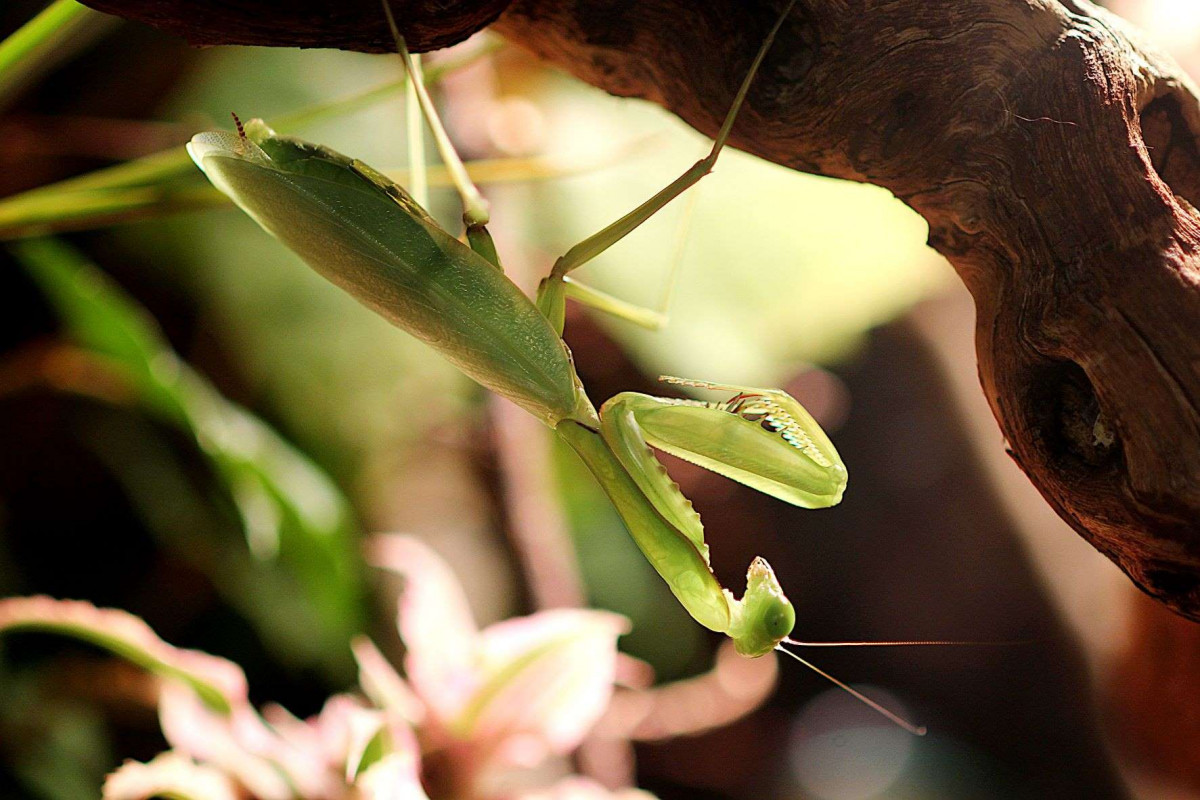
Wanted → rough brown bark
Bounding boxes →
[73,0,512,52]
[75,0,1200,620]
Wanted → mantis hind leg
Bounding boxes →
[535,0,796,334]
[381,0,501,268]
[555,186,698,332]
[404,51,428,209]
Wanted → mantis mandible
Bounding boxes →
[187,0,933,735]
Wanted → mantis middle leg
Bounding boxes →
[535,0,798,334]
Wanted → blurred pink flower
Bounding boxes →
[103,752,239,800]
[364,535,630,773]
[156,683,419,800]
[0,596,428,800]
[0,541,636,800]
[517,777,656,800]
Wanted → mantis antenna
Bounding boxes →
[784,637,1031,647]
[775,644,928,736]
[777,636,1033,734]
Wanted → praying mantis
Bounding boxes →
[186,0,931,734]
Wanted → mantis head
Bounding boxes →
[727,557,796,657]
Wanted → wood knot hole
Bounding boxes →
[1140,93,1200,211]
[1033,361,1121,470]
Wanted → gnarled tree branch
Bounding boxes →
[75,0,1200,620]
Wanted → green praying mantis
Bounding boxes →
[186,0,933,735]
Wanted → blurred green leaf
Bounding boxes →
[9,237,367,679]
[0,666,114,800]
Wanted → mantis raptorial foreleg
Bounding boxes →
[581,377,846,656]
[603,377,848,510]
[535,0,798,335]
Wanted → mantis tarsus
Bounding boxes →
[187,0,938,734]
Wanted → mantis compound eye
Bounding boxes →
[729,557,796,657]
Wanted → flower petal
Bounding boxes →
[459,610,628,761]
[357,753,430,800]
[263,694,372,778]
[103,753,239,800]
[517,777,657,800]
[352,636,426,724]
[261,701,330,770]
[369,536,481,721]
[0,596,246,715]
[340,700,427,800]
[343,705,390,782]
[159,685,302,800]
